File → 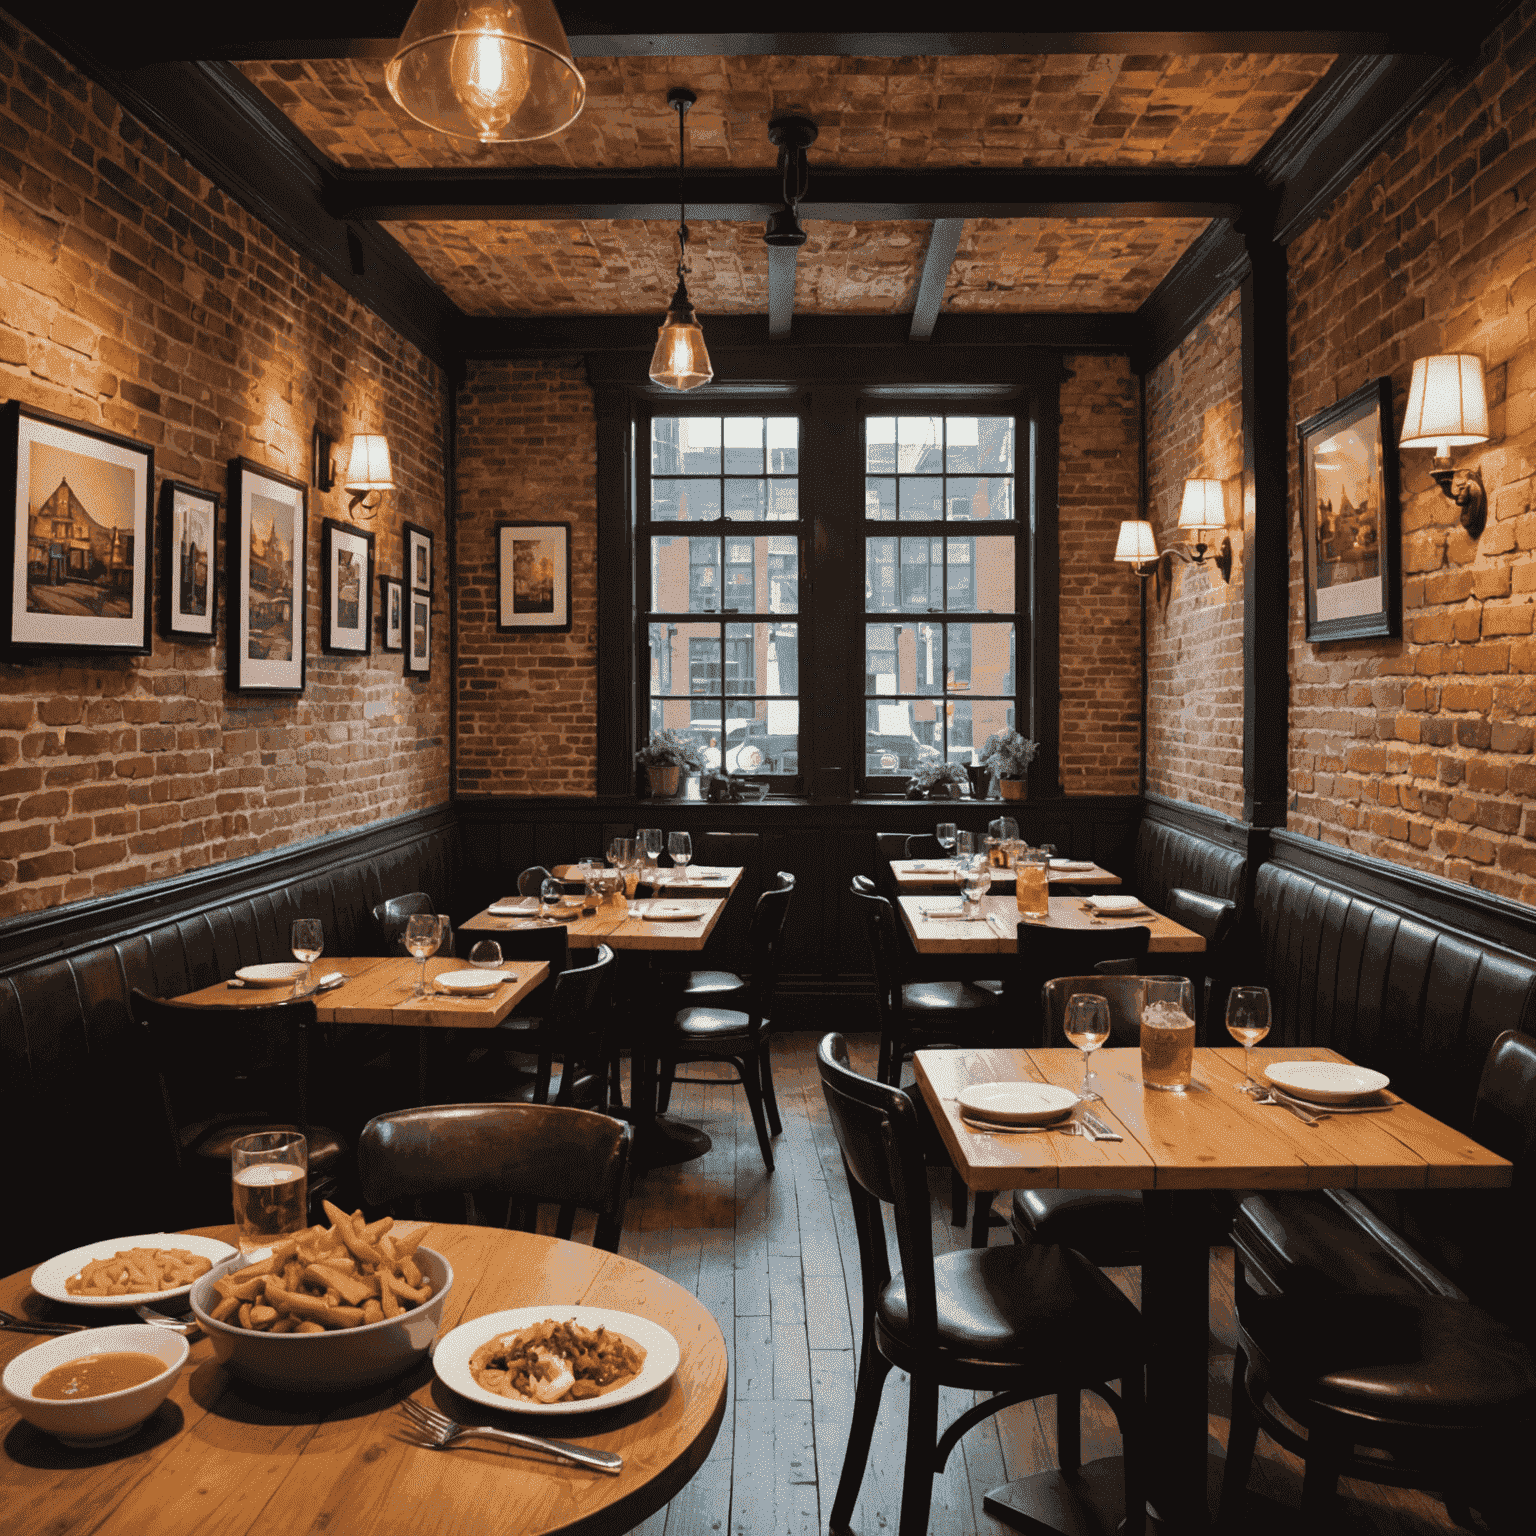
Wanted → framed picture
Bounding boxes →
[405,521,433,594]
[1299,377,1400,643]
[320,518,373,655]
[160,480,217,641]
[381,575,404,652]
[228,457,306,694]
[406,591,431,678]
[496,521,571,632]
[2,401,153,658]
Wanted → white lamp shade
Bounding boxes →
[386,1,585,144]
[343,434,394,491]
[1178,478,1225,530]
[1114,520,1160,563]
[1400,354,1489,450]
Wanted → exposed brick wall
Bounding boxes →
[1058,355,1142,794]
[1145,288,1246,817]
[0,18,450,920]
[1287,0,1536,902]
[454,359,598,796]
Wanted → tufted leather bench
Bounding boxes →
[0,808,461,1277]
[1132,806,1248,918]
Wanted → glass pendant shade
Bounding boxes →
[649,280,714,392]
[386,1,585,143]
[1400,354,1490,453]
[1178,478,1225,530]
[343,434,395,493]
[1114,520,1160,564]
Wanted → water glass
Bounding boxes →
[935,822,957,863]
[638,827,663,882]
[468,939,503,970]
[404,913,441,998]
[962,862,991,908]
[232,1130,307,1254]
[955,829,976,860]
[1226,986,1273,1096]
[290,918,323,995]
[1064,993,1111,1101]
[541,876,564,918]
[988,817,1020,845]
[668,830,692,879]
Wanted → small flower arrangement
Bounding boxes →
[979,729,1038,781]
[635,729,705,771]
[906,760,969,798]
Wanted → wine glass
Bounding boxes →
[1226,986,1273,1096]
[955,829,975,860]
[935,822,957,867]
[668,830,692,881]
[541,876,564,919]
[468,939,503,970]
[404,913,441,999]
[638,827,663,882]
[290,918,323,995]
[1065,993,1111,1102]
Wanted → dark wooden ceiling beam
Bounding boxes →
[767,246,798,340]
[324,168,1252,223]
[909,220,965,342]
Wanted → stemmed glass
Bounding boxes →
[404,913,441,999]
[290,919,323,996]
[468,939,503,971]
[961,860,990,912]
[668,830,692,882]
[638,827,663,886]
[541,876,564,919]
[935,822,957,867]
[1065,993,1111,1102]
[1226,986,1273,1096]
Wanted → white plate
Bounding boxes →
[1050,860,1095,871]
[434,969,514,994]
[32,1232,238,1309]
[434,1306,681,1417]
[1263,1061,1391,1105]
[1083,895,1146,914]
[957,1082,1078,1126]
[488,900,537,916]
[641,902,706,922]
[235,963,308,987]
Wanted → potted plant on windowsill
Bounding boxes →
[979,729,1038,801]
[905,761,969,800]
[636,730,705,797]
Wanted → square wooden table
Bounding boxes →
[898,893,1205,956]
[913,1044,1512,1532]
[889,858,1121,892]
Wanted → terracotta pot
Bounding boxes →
[643,764,682,797]
[998,777,1027,801]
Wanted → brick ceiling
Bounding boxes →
[241,50,1337,318]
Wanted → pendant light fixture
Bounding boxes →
[386,1,585,144]
[649,88,714,393]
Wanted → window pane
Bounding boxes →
[967,536,1015,611]
[767,480,798,519]
[866,416,895,473]
[866,620,943,694]
[721,699,798,774]
[649,620,719,696]
[947,415,1015,473]
[960,621,1016,696]
[723,621,798,695]
[947,698,975,762]
[724,479,766,520]
[945,476,1014,521]
[866,536,896,613]
[970,694,1014,745]
[652,416,720,475]
[898,538,943,613]
[865,699,940,774]
[651,478,721,521]
[898,478,942,520]
[865,477,896,520]
[723,417,764,474]
[897,415,942,472]
[766,417,799,474]
[650,535,719,612]
[767,537,798,613]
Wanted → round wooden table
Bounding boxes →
[0,1223,728,1535]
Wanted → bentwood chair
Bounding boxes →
[358,1102,632,1250]
[371,891,441,956]
[817,1033,1146,1536]
[488,943,616,1107]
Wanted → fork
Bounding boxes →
[135,1304,200,1335]
[0,1308,86,1335]
[396,1397,623,1475]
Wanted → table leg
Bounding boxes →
[615,953,713,1173]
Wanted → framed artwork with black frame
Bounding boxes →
[228,457,306,694]
[160,479,218,642]
[320,518,373,655]
[1299,377,1401,643]
[406,590,431,678]
[496,520,571,633]
[2,401,154,659]
[381,574,404,652]
[405,521,433,594]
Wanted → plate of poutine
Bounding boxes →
[32,1232,237,1308]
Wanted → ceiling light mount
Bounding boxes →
[765,113,817,248]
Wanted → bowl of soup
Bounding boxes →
[2,1324,188,1445]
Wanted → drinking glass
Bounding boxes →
[638,827,663,884]
[541,876,564,919]
[232,1130,307,1254]
[404,913,441,999]
[935,822,957,865]
[290,918,323,995]
[988,816,1020,845]
[1226,986,1273,1096]
[608,836,634,868]
[955,829,975,860]
[437,912,453,961]
[1141,977,1197,1092]
[468,939,503,970]
[1014,847,1049,919]
[1064,993,1111,1102]
[962,862,991,910]
[668,830,692,880]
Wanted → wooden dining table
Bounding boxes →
[889,857,1122,892]
[913,1044,1513,1533]
[0,1221,729,1536]
[898,892,1205,955]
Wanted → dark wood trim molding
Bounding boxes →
[1133,221,1249,376]
[1032,366,1065,799]
[593,383,635,798]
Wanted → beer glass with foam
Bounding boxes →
[232,1131,307,1253]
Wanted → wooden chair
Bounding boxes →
[1014,924,1150,1040]
[489,943,616,1107]
[371,891,440,956]
[656,875,795,1173]
[816,1033,1146,1536]
[357,1102,632,1250]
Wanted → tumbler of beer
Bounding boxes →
[1140,977,1197,1093]
[1014,847,1050,919]
[232,1131,308,1253]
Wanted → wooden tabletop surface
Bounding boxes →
[552,865,744,896]
[462,881,737,954]
[889,858,1122,890]
[0,1223,728,1536]
[914,1045,1514,1194]
[174,956,548,1031]
[898,893,1205,954]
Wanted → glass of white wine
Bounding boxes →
[404,913,442,998]
[1064,993,1111,1102]
[290,918,323,996]
[1226,986,1273,1096]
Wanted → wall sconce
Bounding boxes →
[312,428,396,518]
[1400,353,1489,538]
[1167,478,1233,582]
[1114,520,1160,577]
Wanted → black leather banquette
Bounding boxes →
[1133,795,1249,918]
[0,806,461,1278]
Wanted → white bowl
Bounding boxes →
[189,1247,452,1392]
[2,1324,188,1446]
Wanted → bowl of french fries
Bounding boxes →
[188,1202,452,1392]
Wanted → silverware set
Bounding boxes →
[0,1305,199,1336]
[1254,1088,1398,1127]
[396,1397,623,1474]
[956,1108,1123,1141]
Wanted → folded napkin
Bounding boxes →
[489,900,535,915]
[918,905,984,921]
[1083,895,1150,915]
[1050,859,1094,871]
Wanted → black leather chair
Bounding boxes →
[489,943,616,1107]
[358,1102,632,1250]
[371,891,442,956]
[1162,886,1237,1033]
[131,988,349,1224]
[817,1033,1146,1536]
[656,874,795,1174]
[1014,924,1150,1040]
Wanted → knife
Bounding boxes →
[1079,1111,1122,1142]
[985,913,1010,939]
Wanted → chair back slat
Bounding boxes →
[849,876,901,1028]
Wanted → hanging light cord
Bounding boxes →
[675,94,690,279]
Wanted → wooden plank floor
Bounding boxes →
[578,1033,1472,1536]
